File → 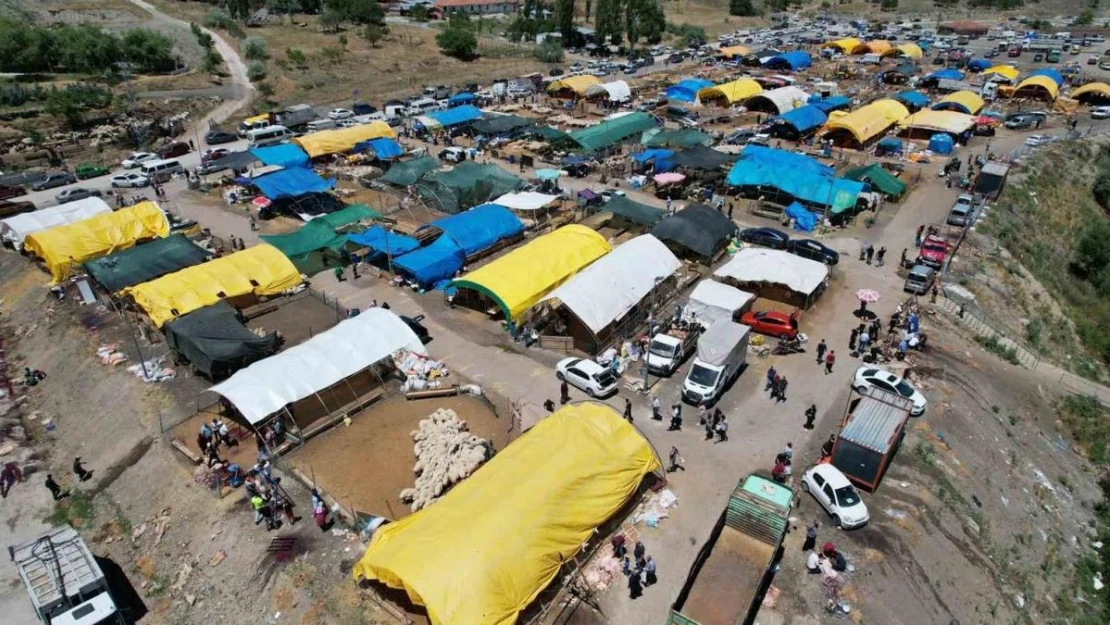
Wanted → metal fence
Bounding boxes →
[936,294,1040,369]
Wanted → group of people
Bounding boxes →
[695,403,729,442]
[771,443,794,483]
[611,535,658,600]
[42,457,92,501]
[857,243,887,267]
[765,366,790,403]
[196,418,238,468]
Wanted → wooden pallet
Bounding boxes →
[267,536,296,562]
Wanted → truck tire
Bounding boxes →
[801,480,810,493]
[556,372,565,382]
[832,514,842,528]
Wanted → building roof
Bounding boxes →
[839,386,915,454]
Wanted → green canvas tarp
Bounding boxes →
[472,115,534,135]
[85,234,212,293]
[163,301,280,380]
[416,161,524,215]
[261,204,380,274]
[600,196,665,226]
[842,163,907,198]
[531,126,570,141]
[565,112,657,152]
[642,129,713,149]
[380,156,443,187]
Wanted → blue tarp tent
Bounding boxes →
[632,148,676,172]
[448,92,476,106]
[921,69,965,84]
[252,167,336,200]
[928,133,954,154]
[393,234,466,287]
[1029,68,1064,87]
[892,90,930,109]
[774,105,827,134]
[876,137,905,156]
[665,79,714,103]
[416,203,524,256]
[810,95,851,113]
[785,201,817,232]
[967,58,994,72]
[346,226,420,259]
[426,105,483,127]
[762,50,812,71]
[251,144,310,169]
[725,146,865,214]
[353,137,404,160]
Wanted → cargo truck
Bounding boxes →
[275,104,319,129]
[682,320,749,405]
[667,474,793,625]
[645,325,702,376]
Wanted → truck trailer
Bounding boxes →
[682,320,750,405]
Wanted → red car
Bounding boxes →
[740,309,802,340]
[158,142,191,159]
[0,184,26,200]
[918,235,950,268]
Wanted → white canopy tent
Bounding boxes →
[493,191,560,211]
[584,80,632,103]
[714,248,828,296]
[683,279,754,328]
[0,197,112,250]
[750,86,810,114]
[209,308,427,424]
[539,234,681,334]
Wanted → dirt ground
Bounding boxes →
[244,291,344,349]
[286,393,507,520]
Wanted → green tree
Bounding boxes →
[410,4,430,21]
[555,0,575,40]
[625,0,640,49]
[191,22,214,49]
[363,23,387,47]
[320,7,344,31]
[729,0,758,16]
[639,0,664,44]
[1076,9,1095,26]
[227,0,251,19]
[535,39,565,63]
[243,36,268,59]
[122,29,176,72]
[1074,220,1110,288]
[1094,174,1110,211]
[202,49,223,73]
[286,47,308,68]
[45,83,113,129]
[247,60,267,80]
[595,0,622,45]
[436,13,478,60]
[880,0,897,9]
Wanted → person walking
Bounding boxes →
[915,224,925,247]
[45,474,66,501]
[643,556,658,586]
[802,521,819,552]
[865,245,875,265]
[858,241,868,262]
[560,380,570,405]
[652,395,662,420]
[704,411,714,440]
[765,365,777,392]
[0,462,22,498]
[815,338,827,364]
[623,398,634,423]
[633,541,646,568]
[251,494,266,525]
[628,566,643,599]
[825,350,836,374]
[715,416,729,442]
[667,446,684,472]
[776,377,788,403]
[804,404,817,429]
[249,215,258,231]
[668,403,682,431]
[900,248,907,267]
[72,457,92,482]
[858,329,870,354]
[876,247,886,266]
[770,375,782,400]
[849,327,858,351]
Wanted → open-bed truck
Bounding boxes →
[667,474,793,625]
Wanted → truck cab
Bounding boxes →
[918,234,950,268]
[645,325,701,376]
[10,526,124,625]
[682,321,750,405]
[903,264,936,294]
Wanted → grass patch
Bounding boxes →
[977,335,1021,365]
[44,490,96,528]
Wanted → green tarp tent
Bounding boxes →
[163,301,281,380]
[416,162,524,215]
[565,112,657,152]
[642,129,713,149]
[472,115,534,135]
[599,196,665,226]
[261,204,380,274]
[531,126,570,141]
[380,156,443,187]
[842,163,907,198]
[85,234,212,293]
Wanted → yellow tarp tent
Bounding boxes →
[898,110,976,134]
[1072,82,1110,101]
[453,225,610,320]
[122,244,302,327]
[932,90,985,114]
[292,121,397,158]
[23,201,168,282]
[981,65,1019,81]
[824,38,861,54]
[884,43,923,59]
[352,403,659,625]
[698,78,763,105]
[853,40,891,55]
[717,45,752,59]
[1014,75,1059,100]
[546,75,601,96]
[825,99,909,145]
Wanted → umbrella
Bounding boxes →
[536,168,562,181]
[855,289,881,303]
[654,172,686,185]
[252,196,271,209]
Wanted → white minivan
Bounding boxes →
[247,125,293,148]
[140,158,184,180]
[406,98,439,116]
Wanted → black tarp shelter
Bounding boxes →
[85,234,213,293]
[650,203,737,260]
[163,301,281,380]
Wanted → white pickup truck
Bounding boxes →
[645,326,701,376]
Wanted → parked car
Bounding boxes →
[724,129,757,145]
[30,172,77,191]
[738,226,789,249]
[852,366,927,415]
[55,187,101,204]
[438,147,467,163]
[158,142,191,159]
[1025,134,1052,147]
[1094,106,1110,119]
[0,200,35,219]
[1004,116,1035,129]
[122,151,157,169]
[205,129,238,144]
[946,194,974,227]
[74,164,110,180]
[1034,53,1044,62]
[786,239,839,265]
[1101,61,1110,71]
[739,309,801,340]
[801,464,869,529]
[555,357,618,398]
[600,188,626,203]
[328,108,354,120]
[0,184,26,200]
[110,173,150,188]
[401,314,431,344]
[201,148,230,163]
[569,62,583,71]
[549,68,564,77]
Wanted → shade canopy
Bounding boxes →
[898,109,975,135]
[85,233,212,293]
[354,137,405,160]
[347,226,420,259]
[416,203,524,257]
[824,99,910,145]
[747,86,810,114]
[424,105,483,128]
[1013,75,1059,100]
[665,78,714,103]
[651,204,737,258]
[567,112,657,152]
[1072,82,1110,101]
[824,38,861,54]
[583,80,632,102]
[251,144,310,169]
[163,301,280,380]
[547,75,601,95]
[393,234,466,288]
[685,280,754,328]
[891,90,930,109]
[697,78,763,105]
[601,195,665,226]
[381,156,442,186]
[715,247,828,296]
[292,122,397,158]
[471,115,534,135]
[725,146,865,214]
[762,51,812,71]
[253,167,336,200]
[842,163,906,197]
[1028,68,1064,87]
[773,105,828,134]
[1,197,112,250]
[416,162,524,214]
[981,65,1019,81]
[492,191,559,211]
[931,90,984,115]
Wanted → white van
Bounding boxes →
[406,98,439,116]
[247,125,293,148]
[305,119,337,132]
[140,158,184,179]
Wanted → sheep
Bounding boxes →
[400,409,492,511]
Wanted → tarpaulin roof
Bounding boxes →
[122,244,302,327]
[471,115,534,135]
[665,78,714,103]
[448,92,475,105]
[453,225,610,320]
[566,112,656,152]
[417,203,524,257]
[696,320,750,366]
[725,145,865,213]
[531,125,570,141]
[715,247,828,295]
[1029,68,1064,87]
[1072,82,1110,101]
[824,38,861,53]
[211,308,426,424]
[633,148,676,162]
[774,105,828,134]
[347,225,420,258]
[583,80,631,102]
[208,150,260,172]
[354,137,404,160]
[928,133,954,154]
[981,65,1019,81]
[601,195,665,226]
[261,204,379,267]
[824,99,910,144]
[547,74,601,95]
[381,156,442,186]
[252,167,336,200]
[85,234,212,293]
[853,40,891,55]
[24,201,169,282]
[842,163,907,197]
[931,90,984,114]
[762,51,812,71]
[685,279,754,328]
[966,58,993,72]
[670,145,735,170]
[889,43,923,59]
[1014,75,1060,99]
[747,86,809,114]
[717,45,752,58]
[251,144,310,169]
[651,203,737,258]
[697,78,763,104]
[426,105,483,127]
[163,301,280,380]
[493,191,559,211]
[898,109,975,134]
[922,69,964,82]
[540,235,681,334]
[292,121,397,158]
[810,95,851,113]
[352,403,658,625]
[892,90,930,108]
[785,201,817,231]
[642,129,712,149]
[0,197,111,250]
[393,233,466,287]
[416,162,524,214]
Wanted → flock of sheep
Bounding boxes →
[399,408,491,512]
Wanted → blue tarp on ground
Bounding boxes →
[251,144,310,169]
[725,145,865,214]
[346,225,420,259]
[393,233,466,287]
[1029,68,1064,87]
[427,105,483,127]
[665,79,714,103]
[923,69,965,82]
[892,90,930,109]
[785,201,817,232]
[928,133,954,154]
[810,95,852,113]
[353,137,405,160]
[418,203,524,257]
[967,58,994,72]
[762,50,812,71]
[449,92,476,105]
[252,167,336,200]
[774,105,828,134]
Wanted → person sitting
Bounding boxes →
[807,550,823,574]
[772,458,789,483]
[23,367,46,387]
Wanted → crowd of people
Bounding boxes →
[611,535,659,600]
